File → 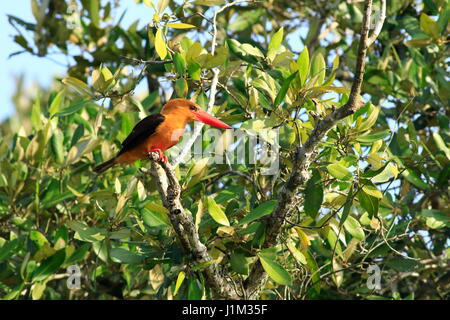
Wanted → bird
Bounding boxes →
[93,98,231,173]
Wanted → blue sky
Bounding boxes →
[1,1,62,121]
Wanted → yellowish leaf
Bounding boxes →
[155,28,167,59]
[294,227,311,249]
[167,23,196,29]
[143,0,155,9]
[173,271,185,296]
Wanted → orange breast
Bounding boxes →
[116,118,186,164]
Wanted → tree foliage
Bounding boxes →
[0,0,449,300]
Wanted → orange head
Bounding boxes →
[161,99,231,129]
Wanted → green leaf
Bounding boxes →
[267,27,284,60]
[357,189,379,219]
[0,238,21,262]
[357,105,380,132]
[274,71,298,108]
[420,13,440,39]
[286,240,307,265]
[48,91,64,116]
[297,47,310,85]
[31,92,41,130]
[339,185,353,228]
[324,226,343,257]
[304,250,320,293]
[229,9,264,32]
[385,258,422,272]
[327,163,352,181]
[230,251,250,275]
[62,77,94,97]
[52,100,92,118]
[356,129,390,143]
[110,248,143,264]
[419,209,450,229]
[119,113,135,141]
[187,61,201,80]
[226,39,259,64]
[175,78,188,97]
[30,231,49,248]
[206,197,230,226]
[402,169,430,190]
[362,183,383,199]
[258,253,292,285]
[310,52,326,85]
[88,0,100,27]
[192,0,225,5]
[173,271,185,296]
[32,249,66,282]
[372,164,398,183]
[31,282,46,300]
[432,132,450,159]
[50,128,64,164]
[142,208,170,227]
[343,216,365,240]
[438,3,450,34]
[304,169,323,219]
[67,221,108,243]
[188,278,202,300]
[65,243,91,265]
[173,52,186,76]
[238,200,277,225]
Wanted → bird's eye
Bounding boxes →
[189,105,197,111]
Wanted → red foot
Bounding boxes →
[148,148,168,163]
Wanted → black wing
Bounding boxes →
[118,113,165,156]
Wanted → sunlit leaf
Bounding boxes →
[173,271,185,296]
[327,163,352,181]
[267,27,284,61]
[420,13,440,39]
[167,23,196,29]
[343,216,365,240]
[402,169,430,190]
[258,253,292,285]
[155,28,167,59]
[238,200,277,225]
[206,197,230,226]
[192,0,225,5]
[310,52,326,85]
[297,47,310,85]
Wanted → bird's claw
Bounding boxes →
[148,148,168,163]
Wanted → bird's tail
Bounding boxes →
[93,158,117,174]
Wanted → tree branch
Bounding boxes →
[244,0,385,298]
[148,153,241,299]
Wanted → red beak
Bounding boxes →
[193,110,231,129]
